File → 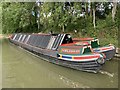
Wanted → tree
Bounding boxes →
[112,0,117,22]
[92,2,96,29]
[2,2,35,33]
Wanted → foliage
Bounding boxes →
[2,2,36,34]
[2,2,119,46]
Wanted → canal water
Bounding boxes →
[1,39,118,88]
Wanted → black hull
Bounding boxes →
[9,39,102,73]
[25,48,102,73]
[103,49,116,60]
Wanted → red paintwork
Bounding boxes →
[73,38,94,41]
[73,55,100,60]
[61,41,90,46]
[100,47,113,51]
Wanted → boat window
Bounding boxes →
[62,34,73,44]
[91,41,99,48]
[83,47,91,54]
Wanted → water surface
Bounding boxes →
[1,39,118,88]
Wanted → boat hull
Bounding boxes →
[27,49,102,73]
[9,33,106,73]
[102,49,116,60]
[93,46,116,60]
[9,38,103,73]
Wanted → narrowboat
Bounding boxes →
[9,33,106,73]
[73,38,116,60]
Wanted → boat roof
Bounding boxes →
[60,41,91,48]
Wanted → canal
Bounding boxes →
[1,39,118,88]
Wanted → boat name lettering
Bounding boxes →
[61,48,80,54]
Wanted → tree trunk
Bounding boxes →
[112,1,117,22]
[85,3,88,16]
[93,8,96,28]
[62,25,64,33]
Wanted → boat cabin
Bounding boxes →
[58,43,92,55]
[10,33,73,51]
[73,38,100,48]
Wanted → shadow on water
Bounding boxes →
[1,39,118,88]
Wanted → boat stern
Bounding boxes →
[93,44,116,60]
[57,44,105,73]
